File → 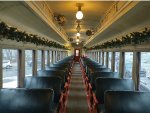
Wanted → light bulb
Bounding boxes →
[76,32,80,37]
[76,11,83,20]
[76,42,79,45]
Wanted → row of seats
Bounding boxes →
[0,56,74,113]
[80,57,150,113]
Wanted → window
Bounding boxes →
[108,52,112,69]
[37,50,42,71]
[139,52,150,91]
[25,50,32,76]
[115,52,120,72]
[2,49,18,88]
[124,52,133,79]
[50,51,52,64]
[104,52,106,66]
[76,50,79,56]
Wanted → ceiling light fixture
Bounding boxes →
[76,6,83,20]
[76,23,81,32]
[76,32,80,37]
[76,42,79,45]
[76,38,79,42]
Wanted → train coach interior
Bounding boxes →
[0,1,150,113]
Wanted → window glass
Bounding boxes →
[50,51,52,64]
[139,52,150,91]
[37,50,42,71]
[76,50,79,56]
[108,52,112,69]
[2,49,18,88]
[58,51,60,61]
[104,52,106,66]
[124,52,133,79]
[25,50,32,76]
[115,52,120,72]
[53,51,56,64]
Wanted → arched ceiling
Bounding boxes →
[85,1,150,47]
[0,1,149,49]
[0,1,67,45]
[46,1,114,46]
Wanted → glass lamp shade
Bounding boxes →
[76,11,83,20]
[76,33,80,37]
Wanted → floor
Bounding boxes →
[66,62,89,113]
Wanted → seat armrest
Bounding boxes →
[89,83,92,89]
[59,92,65,113]
[92,92,99,113]
[93,93,98,104]
[59,92,64,103]
[64,82,69,90]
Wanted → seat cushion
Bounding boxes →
[0,88,54,113]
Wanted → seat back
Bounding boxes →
[24,76,61,103]
[0,88,54,113]
[88,68,111,78]
[37,70,66,89]
[95,78,135,104]
[105,91,150,113]
[46,67,68,77]
[91,67,111,72]
[90,72,119,89]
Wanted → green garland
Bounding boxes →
[0,22,68,49]
[86,28,150,50]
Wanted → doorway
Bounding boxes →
[74,49,80,62]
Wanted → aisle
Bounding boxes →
[65,62,89,113]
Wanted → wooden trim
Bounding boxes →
[51,51,54,64]
[18,49,25,88]
[32,50,37,76]
[97,52,99,62]
[0,39,54,51]
[99,51,101,64]
[97,52,100,63]
[55,51,57,63]
[106,52,109,68]
[41,50,45,70]
[53,51,56,64]
[132,52,140,90]
[57,51,59,59]
[50,50,53,65]
[0,48,2,88]
[47,50,50,67]
[60,51,62,60]
[119,52,125,78]
[102,52,104,65]
[111,52,115,72]
[96,41,150,52]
